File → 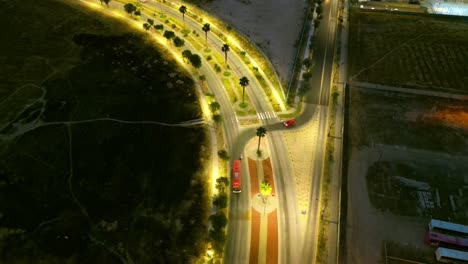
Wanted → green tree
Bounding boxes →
[215,177,229,192]
[154,24,164,31]
[239,76,249,104]
[209,102,221,113]
[147,18,154,27]
[143,23,151,33]
[256,126,267,153]
[189,54,202,69]
[260,181,272,203]
[210,212,227,230]
[213,114,222,124]
[202,23,210,47]
[314,19,320,28]
[213,193,228,209]
[173,36,185,47]
[221,43,230,64]
[179,5,187,26]
[134,9,141,16]
[182,49,192,62]
[316,5,323,14]
[163,30,175,41]
[214,64,221,73]
[124,3,136,16]
[303,72,312,80]
[209,227,226,253]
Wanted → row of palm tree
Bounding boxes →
[121,2,251,106]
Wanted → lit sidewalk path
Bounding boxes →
[247,149,279,264]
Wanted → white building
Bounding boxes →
[425,0,468,16]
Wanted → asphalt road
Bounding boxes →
[293,0,341,261]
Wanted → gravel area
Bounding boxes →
[204,0,307,83]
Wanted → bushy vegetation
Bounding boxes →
[209,177,230,254]
[0,0,211,263]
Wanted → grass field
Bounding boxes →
[0,0,210,263]
[348,10,468,93]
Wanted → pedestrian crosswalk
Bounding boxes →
[256,111,276,120]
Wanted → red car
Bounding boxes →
[283,120,296,127]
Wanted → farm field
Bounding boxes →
[348,10,468,94]
[0,0,210,263]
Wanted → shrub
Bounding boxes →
[217,149,229,160]
[213,114,222,124]
[210,212,227,230]
[173,36,185,47]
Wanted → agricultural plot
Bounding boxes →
[348,10,468,93]
[0,0,210,263]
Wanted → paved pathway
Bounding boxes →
[245,140,279,264]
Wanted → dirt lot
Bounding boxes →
[346,87,468,263]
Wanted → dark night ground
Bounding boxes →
[0,0,210,263]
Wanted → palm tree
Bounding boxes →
[179,5,187,27]
[256,126,267,154]
[147,18,154,27]
[202,23,210,47]
[239,76,249,104]
[260,181,272,204]
[221,43,230,64]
